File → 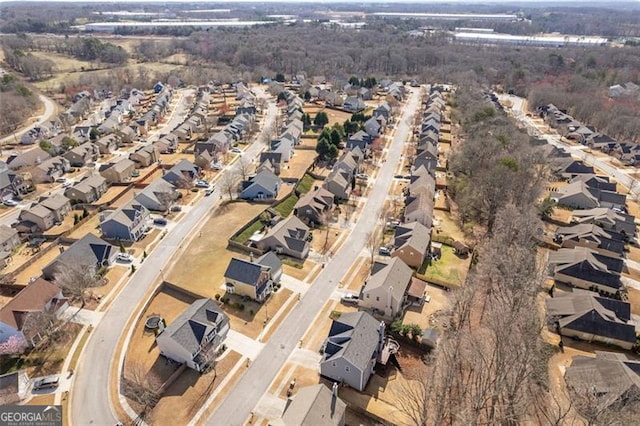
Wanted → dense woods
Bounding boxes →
[0,73,38,135]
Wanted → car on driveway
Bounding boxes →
[340,293,359,305]
[195,180,209,188]
[153,217,168,226]
[2,199,18,207]
[231,147,242,154]
[33,376,59,391]
[378,246,391,256]
[117,253,133,262]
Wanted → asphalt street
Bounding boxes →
[204,87,422,426]
[70,93,277,426]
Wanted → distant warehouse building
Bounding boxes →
[452,32,608,47]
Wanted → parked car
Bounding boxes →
[170,205,183,212]
[212,163,223,171]
[62,180,73,188]
[131,169,140,177]
[55,177,67,183]
[230,147,242,154]
[195,180,209,188]
[117,253,133,262]
[153,217,168,226]
[33,376,59,391]
[378,246,391,256]
[340,293,359,305]
[356,173,368,180]
[2,199,18,207]
[205,186,215,196]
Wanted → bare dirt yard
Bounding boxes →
[402,283,451,330]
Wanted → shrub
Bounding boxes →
[215,294,221,301]
[238,303,245,311]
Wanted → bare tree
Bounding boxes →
[156,189,178,212]
[54,263,103,307]
[220,170,239,200]
[21,308,62,346]
[395,362,431,426]
[124,362,162,418]
[365,228,381,266]
[237,156,253,181]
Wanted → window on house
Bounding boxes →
[332,361,336,367]
[376,296,380,301]
[345,366,350,372]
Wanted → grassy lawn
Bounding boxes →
[273,194,299,217]
[167,202,266,296]
[296,174,315,195]
[417,246,470,288]
[232,218,265,244]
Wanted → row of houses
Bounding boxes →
[542,103,640,166]
[544,145,639,353]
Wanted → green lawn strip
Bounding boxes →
[273,194,299,217]
[232,219,265,244]
[296,174,315,195]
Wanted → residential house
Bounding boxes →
[42,233,118,280]
[565,352,640,412]
[99,159,136,184]
[162,159,200,187]
[359,258,414,318]
[294,187,334,227]
[154,134,178,154]
[273,383,346,426]
[343,96,365,112]
[270,138,294,163]
[100,200,150,242]
[320,311,392,391]
[571,174,617,192]
[608,82,640,98]
[554,223,626,258]
[552,180,627,210]
[363,117,381,138]
[546,290,636,350]
[346,130,370,151]
[571,207,636,236]
[223,252,282,302]
[156,298,229,372]
[373,102,392,121]
[0,371,30,404]
[0,162,27,198]
[135,179,178,212]
[404,193,434,228]
[549,247,624,295]
[18,194,71,232]
[413,144,438,175]
[391,222,431,268]
[256,216,310,259]
[64,175,107,204]
[240,169,281,201]
[260,152,284,175]
[323,168,352,201]
[0,225,20,255]
[6,147,51,171]
[94,134,119,155]
[129,144,159,168]
[31,157,71,184]
[552,159,595,180]
[63,143,99,167]
[0,278,67,347]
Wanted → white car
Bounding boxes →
[117,253,133,262]
[205,186,215,196]
[356,173,368,180]
[212,163,223,171]
[231,147,242,154]
[2,199,18,207]
[195,180,209,188]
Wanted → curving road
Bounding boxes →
[203,87,422,426]
[70,93,277,426]
[0,93,58,145]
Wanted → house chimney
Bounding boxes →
[387,285,394,317]
[331,381,338,416]
[249,252,254,262]
[378,321,386,348]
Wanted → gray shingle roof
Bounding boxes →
[277,384,346,426]
[224,258,264,286]
[323,311,381,372]
[162,298,227,356]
